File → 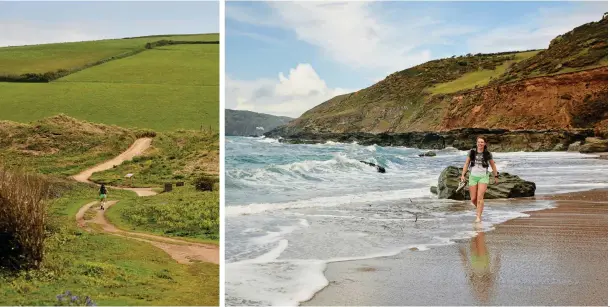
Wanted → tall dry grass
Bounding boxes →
[0,166,51,270]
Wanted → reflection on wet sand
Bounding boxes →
[459,227,501,304]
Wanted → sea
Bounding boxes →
[225,136,608,306]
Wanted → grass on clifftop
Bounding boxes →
[0,183,219,306]
[493,15,608,83]
[428,50,540,94]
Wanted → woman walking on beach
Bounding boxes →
[460,136,499,222]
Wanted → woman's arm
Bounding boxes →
[489,160,498,177]
[461,156,471,179]
[489,159,498,184]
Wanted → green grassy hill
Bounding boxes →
[0,34,220,305]
[0,34,216,75]
[0,34,219,132]
[281,14,608,134]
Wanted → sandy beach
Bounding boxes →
[304,189,608,306]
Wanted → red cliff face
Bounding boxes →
[386,67,607,137]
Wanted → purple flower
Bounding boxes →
[71,296,78,302]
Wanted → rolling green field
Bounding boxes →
[0,34,219,132]
[0,33,220,306]
[0,34,218,75]
[58,44,219,86]
[0,82,217,131]
[0,184,219,306]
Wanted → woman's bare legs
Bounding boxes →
[469,185,478,207]
[475,183,488,222]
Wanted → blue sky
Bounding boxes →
[226,1,607,117]
[0,1,219,47]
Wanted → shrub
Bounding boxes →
[192,175,218,192]
[0,166,52,270]
[135,130,157,138]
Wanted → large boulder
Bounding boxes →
[579,137,608,153]
[567,141,582,152]
[436,166,536,200]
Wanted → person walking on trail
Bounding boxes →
[99,184,108,210]
[459,136,499,222]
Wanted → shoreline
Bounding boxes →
[263,128,601,152]
[303,188,608,306]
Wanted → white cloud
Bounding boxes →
[227,29,285,46]
[226,64,353,118]
[467,2,606,53]
[227,2,477,76]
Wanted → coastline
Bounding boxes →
[303,188,608,306]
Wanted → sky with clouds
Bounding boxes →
[0,1,219,47]
[226,1,607,118]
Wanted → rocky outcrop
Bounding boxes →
[265,127,594,152]
[419,151,437,157]
[579,137,608,153]
[436,166,536,200]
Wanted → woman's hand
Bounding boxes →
[494,176,498,185]
[460,175,465,182]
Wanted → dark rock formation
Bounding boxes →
[436,166,536,200]
[265,127,594,152]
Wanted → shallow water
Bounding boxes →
[225,136,608,306]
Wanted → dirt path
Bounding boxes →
[76,200,219,264]
[72,138,156,196]
[72,138,219,264]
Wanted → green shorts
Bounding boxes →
[469,173,489,186]
[99,194,107,200]
[471,253,490,273]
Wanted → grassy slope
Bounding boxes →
[0,115,136,176]
[58,44,219,86]
[289,16,608,133]
[494,16,608,83]
[0,34,218,74]
[106,186,219,242]
[0,184,218,306]
[294,52,521,132]
[0,35,219,132]
[428,51,540,95]
[89,130,219,187]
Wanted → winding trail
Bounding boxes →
[72,137,219,265]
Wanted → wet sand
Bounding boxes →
[304,189,608,306]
